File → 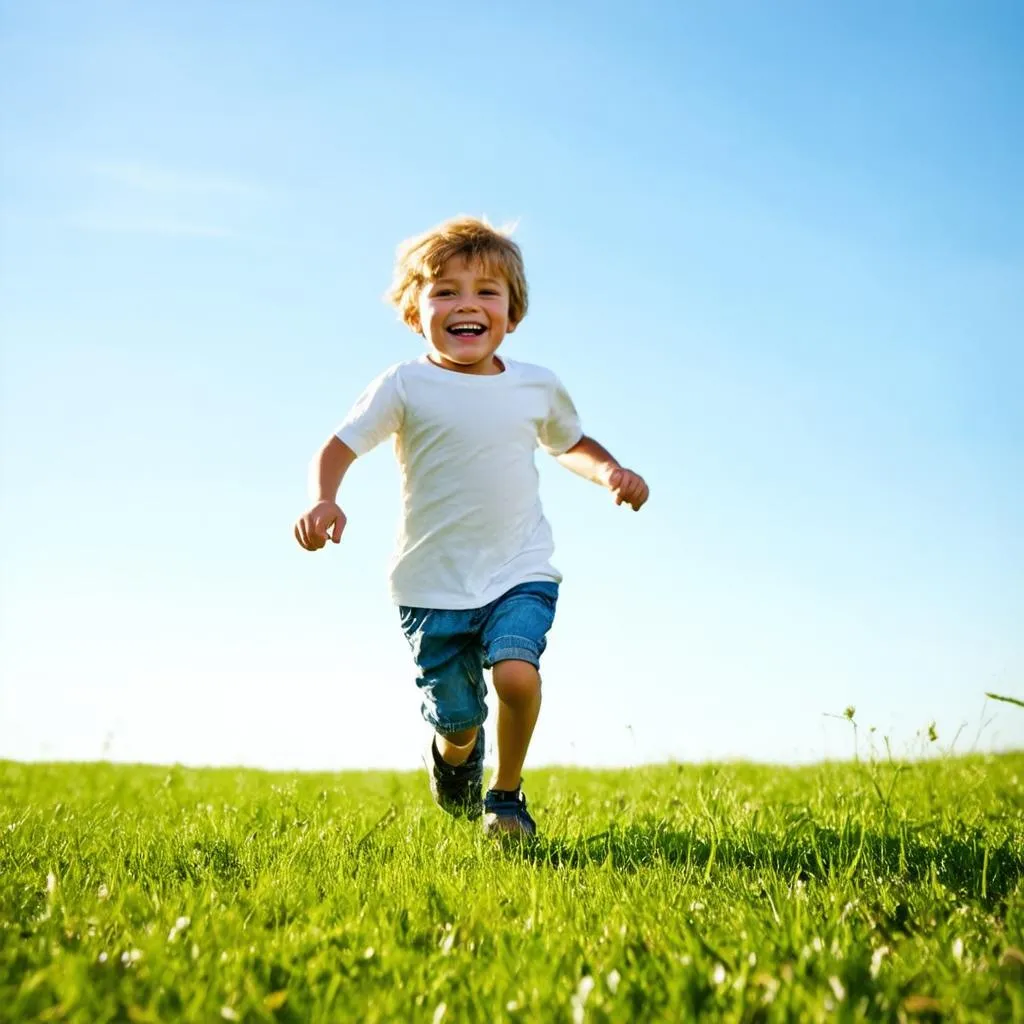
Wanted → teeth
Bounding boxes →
[449,322,485,331]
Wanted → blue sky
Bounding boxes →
[1,0,1021,771]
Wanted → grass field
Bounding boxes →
[1,751,1022,1022]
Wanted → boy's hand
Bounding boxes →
[608,468,649,511]
[294,500,347,550]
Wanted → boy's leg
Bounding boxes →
[479,582,559,792]
[399,605,488,816]
[436,726,479,766]
[490,660,541,791]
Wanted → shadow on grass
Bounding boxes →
[508,823,1022,901]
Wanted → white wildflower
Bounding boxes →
[571,975,595,1024]
[431,1002,447,1024]
[606,968,621,994]
[97,884,110,901]
[829,976,845,1001]
[712,963,727,985]
[870,945,890,979]
[952,937,964,963]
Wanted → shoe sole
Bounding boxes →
[483,813,535,838]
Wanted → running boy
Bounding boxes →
[294,217,649,837]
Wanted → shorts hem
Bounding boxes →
[485,641,542,669]
[423,710,488,734]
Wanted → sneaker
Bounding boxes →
[426,727,484,818]
[483,785,536,838]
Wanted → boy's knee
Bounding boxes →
[492,659,541,706]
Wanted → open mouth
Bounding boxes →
[446,322,487,338]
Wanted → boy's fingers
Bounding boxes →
[620,480,647,510]
[610,468,649,509]
[295,521,309,549]
[330,516,345,542]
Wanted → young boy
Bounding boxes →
[294,216,648,838]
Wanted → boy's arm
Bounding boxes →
[310,435,357,504]
[296,364,402,551]
[556,435,618,486]
[295,437,358,550]
[556,435,649,510]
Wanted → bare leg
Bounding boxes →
[436,726,478,767]
[490,660,541,791]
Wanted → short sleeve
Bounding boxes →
[537,373,584,456]
[335,365,405,456]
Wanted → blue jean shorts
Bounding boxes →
[398,581,559,734]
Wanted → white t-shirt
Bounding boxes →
[335,354,583,609]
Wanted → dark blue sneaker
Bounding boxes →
[427,728,484,818]
[483,785,536,838]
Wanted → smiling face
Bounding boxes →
[416,256,517,375]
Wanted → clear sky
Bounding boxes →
[1,1,1022,771]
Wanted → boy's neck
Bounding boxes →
[426,352,505,376]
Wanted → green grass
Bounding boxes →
[1,754,1022,1022]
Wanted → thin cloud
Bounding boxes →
[71,214,235,239]
[88,160,267,200]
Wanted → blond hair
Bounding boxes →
[386,215,528,332]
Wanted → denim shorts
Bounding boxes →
[398,581,559,734]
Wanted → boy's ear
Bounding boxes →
[506,319,518,334]
[405,310,422,333]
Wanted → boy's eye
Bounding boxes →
[434,289,454,297]
[479,289,498,296]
